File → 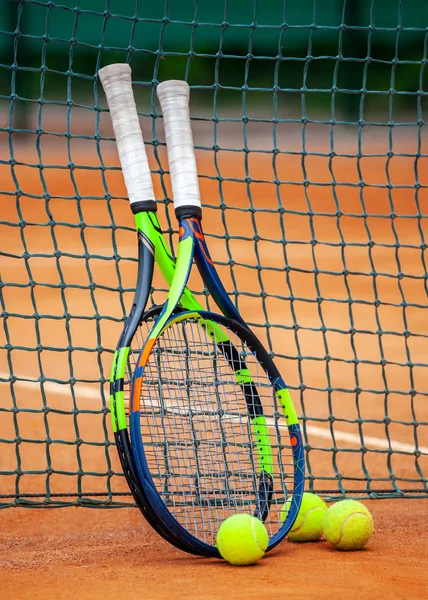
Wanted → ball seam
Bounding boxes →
[336,512,372,546]
[291,507,324,533]
[251,517,265,552]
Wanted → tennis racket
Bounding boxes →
[99,63,215,553]
[128,79,305,557]
[100,64,263,555]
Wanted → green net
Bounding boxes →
[1,0,427,508]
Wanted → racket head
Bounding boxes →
[129,309,304,556]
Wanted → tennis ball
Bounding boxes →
[323,500,374,551]
[280,492,328,542]
[216,514,269,566]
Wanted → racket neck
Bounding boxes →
[185,217,246,325]
[130,210,157,318]
[147,220,195,339]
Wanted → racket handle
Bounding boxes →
[99,63,155,210]
[156,80,201,217]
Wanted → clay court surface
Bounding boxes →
[1,117,427,597]
[2,501,428,599]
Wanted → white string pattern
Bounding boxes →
[126,317,295,546]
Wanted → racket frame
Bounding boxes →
[98,62,212,553]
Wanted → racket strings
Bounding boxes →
[129,317,295,545]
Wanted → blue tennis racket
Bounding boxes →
[127,80,305,557]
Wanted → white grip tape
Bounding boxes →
[98,63,154,206]
[156,81,201,210]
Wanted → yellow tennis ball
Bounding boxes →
[216,514,269,566]
[323,500,374,550]
[280,492,328,542]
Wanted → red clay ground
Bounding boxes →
[2,500,428,599]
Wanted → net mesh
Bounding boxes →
[1,0,427,508]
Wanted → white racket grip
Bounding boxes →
[98,63,155,207]
[156,81,201,212]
